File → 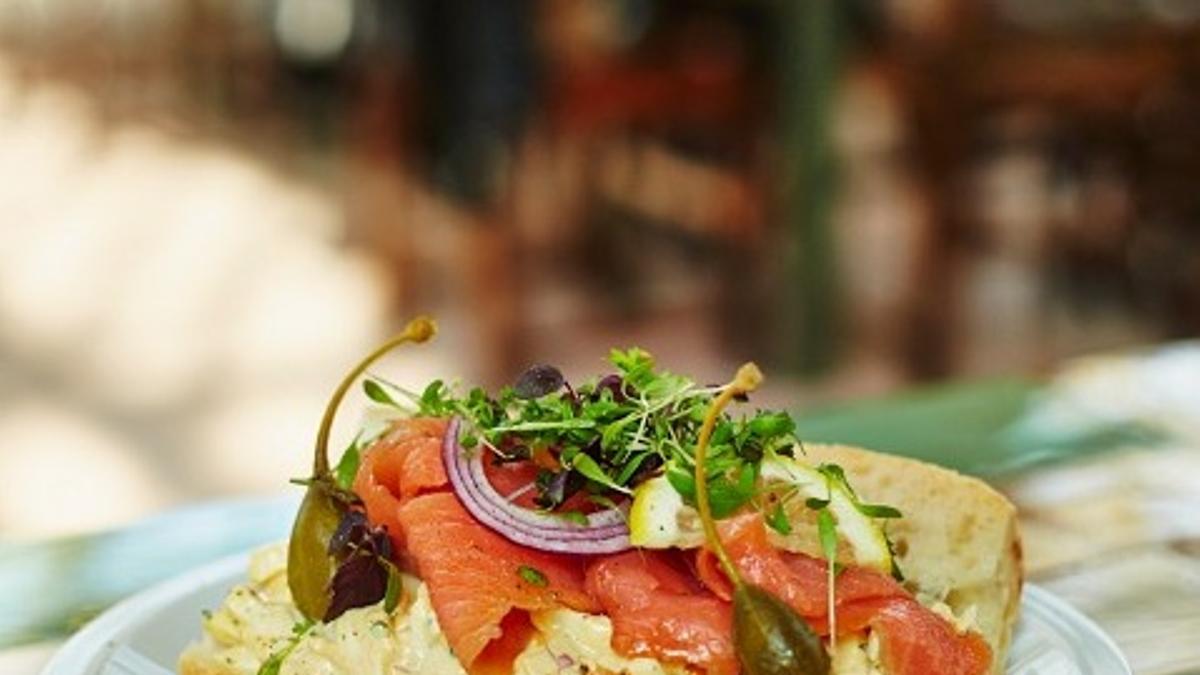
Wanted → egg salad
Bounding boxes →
[179,544,686,675]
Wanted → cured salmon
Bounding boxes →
[586,551,737,675]
[695,513,990,675]
[354,417,449,554]
[695,512,905,620]
[354,419,597,673]
[869,597,993,674]
[397,492,598,671]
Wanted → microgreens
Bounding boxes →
[332,434,364,492]
[817,508,839,639]
[356,348,802,517]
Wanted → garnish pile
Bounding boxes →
[345,348,803,524]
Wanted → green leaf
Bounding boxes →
[817,508,838,562]
[666,464,696,502]
[817,463,856,498]
[766,502,792,535]
[258,649,285,674]
[608,347,656,387]
[613,450,652,485]
[804,496,830,510]
[419,380,450,415]
[363,379,398,406]
[570,453,632,494]
[333,437,362,491]
[582,399,623,421]
[600,417,632,452]
[555,510,589,526]
[747,411,796,439]
[517,565,548,587]
[711,420,735,446]
[383,563,402,613]
[856,502,903,519]
[817,462,904,520]
[707,463,757,518]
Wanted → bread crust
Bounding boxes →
[800,444,1022,674]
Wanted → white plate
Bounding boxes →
[42,552,1131,675]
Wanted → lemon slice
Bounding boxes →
[628,475,705,548]
[628,458,897,577]
[760,456,895,574]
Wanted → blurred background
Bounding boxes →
[4,1,1200,671]
[2,0,1200,537]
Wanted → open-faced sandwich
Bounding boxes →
[181,317,1021,675]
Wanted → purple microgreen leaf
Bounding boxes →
[595,374,629,402]
[534,469,571,509]
[325,554,389,621]
[328,510,392,560]
[328,511,369,557]
[514,364,566,399]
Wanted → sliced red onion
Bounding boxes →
[442,417,632,554]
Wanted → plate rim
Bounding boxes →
[40,551,251,674]
[1018,584,1132,674]
[41,550,1132,674]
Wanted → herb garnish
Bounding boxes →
[325,510,402,621]
[517,565,549,587]
[365,348,800,519]
[816,508,839,640]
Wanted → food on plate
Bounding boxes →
[180,317,1021,674]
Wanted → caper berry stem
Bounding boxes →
[694,362,763,585]
[312,316,436,476]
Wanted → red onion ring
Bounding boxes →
[442,417,632,554]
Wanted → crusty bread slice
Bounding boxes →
[799,444,1022,673]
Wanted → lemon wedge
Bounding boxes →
[628,475,705,548]
[760,456,895,574]
[628,457,897,577]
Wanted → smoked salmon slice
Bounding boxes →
[586,551,738,675]
[695,512,905,619]
[870,597,993,675]
[397,492,599,671]
[354,418,597,673]
[695,513,990,675]
[354,417,449,554]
